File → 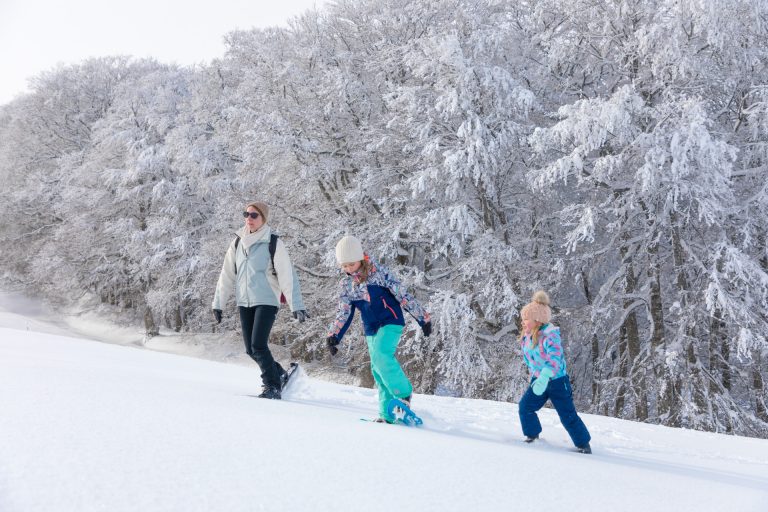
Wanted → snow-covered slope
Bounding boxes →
[1,324,767,512]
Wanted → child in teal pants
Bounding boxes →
[326,236,432,422]
[367,324,411,418]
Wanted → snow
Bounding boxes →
[1,294,767,512]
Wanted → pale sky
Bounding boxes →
[0,0,326,105]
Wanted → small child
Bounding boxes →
[518,291,592,453]
[326,235,432,423]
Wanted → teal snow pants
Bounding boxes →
[366,324,413,421]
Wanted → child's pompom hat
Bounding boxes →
[335,235,364,264]
[520,290,552,324]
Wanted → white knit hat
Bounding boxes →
[335,235,364,264]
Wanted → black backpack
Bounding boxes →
[233,233,286,304]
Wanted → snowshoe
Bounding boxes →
[281,363,300,392]
[360,417,393,424]
[386,397,423,426]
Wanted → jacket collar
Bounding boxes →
[238,224,271,250]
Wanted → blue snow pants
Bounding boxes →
[518,375,591,447]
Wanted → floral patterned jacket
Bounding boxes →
[327,257,430,341]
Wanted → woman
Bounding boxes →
[326,235,432,423]
[517,290,592,453]
[212,201,308,399]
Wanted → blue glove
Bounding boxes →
[293,310,310,323]
[531,368,554,396]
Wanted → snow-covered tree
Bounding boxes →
[2,0,767,437]
[528,0,768,434]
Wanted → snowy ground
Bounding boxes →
[1,292,767,512]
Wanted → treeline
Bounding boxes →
[1,0,767,437]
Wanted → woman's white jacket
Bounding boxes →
[212,225,305,312]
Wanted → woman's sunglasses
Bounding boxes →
[243,211,261,219]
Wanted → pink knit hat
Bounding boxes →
[520,291,552,324]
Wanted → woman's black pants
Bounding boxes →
[239,305,283,388]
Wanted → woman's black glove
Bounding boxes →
[421,321,432,337]
[212,309,223,324]
[327,336,340,355]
